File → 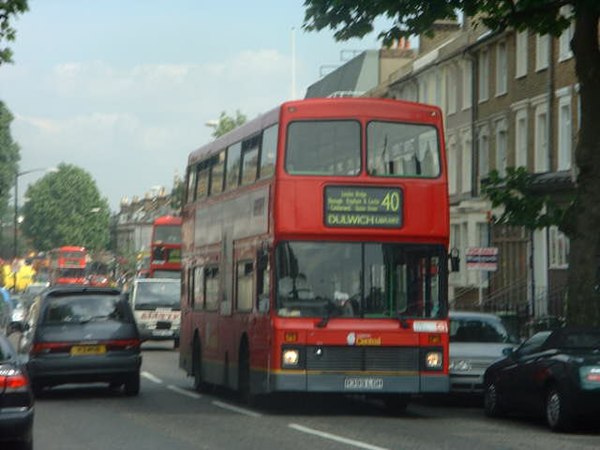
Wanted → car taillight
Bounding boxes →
[0,369,29,392]
[31,341,72,355]
[105,339,141,351]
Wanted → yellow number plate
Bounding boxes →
[70,345,106,356]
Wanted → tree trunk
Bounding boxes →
[566,4,600,326]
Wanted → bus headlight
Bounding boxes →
[282,348,300,368]
[425,351,443,370]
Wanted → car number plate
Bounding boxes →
[70,345,106,356]
[344,377,384,390]
[152,329,173,336]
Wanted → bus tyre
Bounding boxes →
[383,395,409,415]
[192,338,206,392]
[124,372,140,396]
[238,344,254,406]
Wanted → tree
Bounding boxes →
[21,163,110,252]
[0,101,20,220]
[211,110,247,138]
[303,1,600,326]
[0,0,28,65]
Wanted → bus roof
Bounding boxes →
[187,97,442,166]
[153,216,182,226]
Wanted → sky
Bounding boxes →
[0,0,389,211]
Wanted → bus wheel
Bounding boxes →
[238,343,254,406]
[192,338,206,392]
[383,394,409,415]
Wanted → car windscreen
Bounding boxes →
[133,282,180,310]
[450,317,518,344]
[42,295,130,324]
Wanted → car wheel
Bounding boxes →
[545,386,573,432]
[124,372,140,396]
[484,379,505,417]
[238,343,253,405]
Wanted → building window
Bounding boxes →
[559,6,574,62]
[515,109,528,169]
[496,42,507,95]
[534,104,549,172]
[478,127,489,179]
[448,138,457,194]
[478,50,489,102]
[515,31,528,78]
[462,133,472,194]
[447,66,457,115]
[549,226,569,269]
[477,222,490,247]
[495,121,508,176]
[536,34,549,71]
[462,59,472,110]
[558,96,572,170]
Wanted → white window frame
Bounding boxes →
[549,226,569,269]
[495,119,508,176]
[514,108,529,168]
[478,50,489,102]
[496,41,508,95]
[515,31,528,78]
[534,103,549,172]
[559,6,574,62]
[557,93,572,170]
[536,34,549,71]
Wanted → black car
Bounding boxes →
[483,327,600,431]
[0,332,34,450]
[20,286,142,396]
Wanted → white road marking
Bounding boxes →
[167,385,202,399]
[288,423,389,450]
[211,400,262,418]
[141,371,163,384]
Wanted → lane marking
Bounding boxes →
[211,400,262,418]
[288,423,389,450]
[141,371,163,384]
[167,385,202,399]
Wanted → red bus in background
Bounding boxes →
[49,246,87,285]
[179,98,450,409]
[149,216,182,279]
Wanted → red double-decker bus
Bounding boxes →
[149,216,182,279]
[49,246,87,285]
[179,98,449,409]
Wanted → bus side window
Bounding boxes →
[225,142,242,191]
[256,251,270,313]
[259,124,277,179]
[236,261,254,312]
[204,267,219,311]
[193,266,204,310]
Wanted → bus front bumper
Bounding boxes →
[268,372,449,394]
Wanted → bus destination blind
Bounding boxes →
[324,186,403,228]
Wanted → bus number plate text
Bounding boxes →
[344,377,384,390]
[324,186,402,228]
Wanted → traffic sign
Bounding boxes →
[466,247,498,271]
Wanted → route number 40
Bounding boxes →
[380,191,400,212]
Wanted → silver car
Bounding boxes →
[449,311,519,394]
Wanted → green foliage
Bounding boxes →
[481,167,567,232]
[0,0,28,65]
[0,101,20,218]
[211,110,247,138]
[21,163,110,251]
[303,1,584,46]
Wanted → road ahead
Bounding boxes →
[22,342,600,450]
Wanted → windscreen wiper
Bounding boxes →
[315,299,335,328]
[397,314,410,329]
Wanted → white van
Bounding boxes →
[129,278,181,347]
